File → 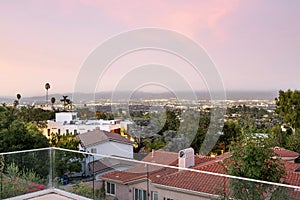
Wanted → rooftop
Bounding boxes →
[76,129,133,148]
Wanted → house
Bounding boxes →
[100,147,300,200]
[100,148,216,200]
[43,112,126,138]
[76,129,134,176]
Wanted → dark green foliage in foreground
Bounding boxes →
[0,104,50,153]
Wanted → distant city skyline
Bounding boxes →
[1,0,299,97]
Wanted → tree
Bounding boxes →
[190,112,210,154]
[60,95,70,111]
[45,83,50,104]
[285,129,300,154]
[275,89,300,133]
[19,106,54,128]
[50,132,82,176]
[50,97,56,110]
[215,120,241,152]
[13,100,19,108]
[16,94,21,102]
[226,131,285,200]
[50,97,56,106]
[0,104,49,152]
[267,124,286,147]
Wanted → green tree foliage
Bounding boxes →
[156,109,180,135]
[0,105,49,153]
[226,132,285,200]
[95,111,114,120]
[142,138,166,152]
[71,182,102,199]
[49,132,79,150]
[19,106,54,128]
[190,112,210,154]
[215,120,241,152]
[275,89,300,133]
[50,133,82,176]
[285,129,300,154]
[77,108,95,120]
[267,124,286,147]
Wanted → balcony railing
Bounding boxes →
[0,147,300,200]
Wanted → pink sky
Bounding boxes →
[0,0,299,97]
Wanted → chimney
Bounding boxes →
[178,148,195,168]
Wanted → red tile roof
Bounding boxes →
[101,148,300,198]
[284,172,300,200]
[88,157,134,174]
[152,157,228,196]
[101,150,178,182]
[285,172,300,187]
[273,147,299,158]
[284,162,300,173]
[76,129,133,148]
[153,167,229,196]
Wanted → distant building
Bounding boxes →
[42,112,129,138]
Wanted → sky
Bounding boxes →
[0,0,299,98]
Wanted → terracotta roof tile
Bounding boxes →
[102,150,179,182]
[284,172,300,200]
[273,147,299,158]
[89,157,134,174]
[102,150,300,198]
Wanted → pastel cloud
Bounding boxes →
[70,0,239,41]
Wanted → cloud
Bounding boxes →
[76,0,239,43]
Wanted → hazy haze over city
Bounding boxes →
[0,0,299,98]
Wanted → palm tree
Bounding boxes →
[45,83,50,104]
[13,100,19,108]
[16,93,21,101]
[60,95,69,111]
[51,97,56,109]
[51,97,56,105]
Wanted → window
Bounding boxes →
[91,148,97,154]
[66,129,69,134]
[134,188,147,200]
[47,129,50,136]
[163,198,174,200]
[74,129,77,135]
[58,129,61,135]
[106,182,115,195]
[152,192,158,200]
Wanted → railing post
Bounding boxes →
[147,163,149,200]
[93,155,95,199]
[48,148,53,188]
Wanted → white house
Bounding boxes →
[43,112,122,138]
[76,129,134,176]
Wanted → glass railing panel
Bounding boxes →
[1,148,300,200]
[52,148,139,199]
[0,148,50,199]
